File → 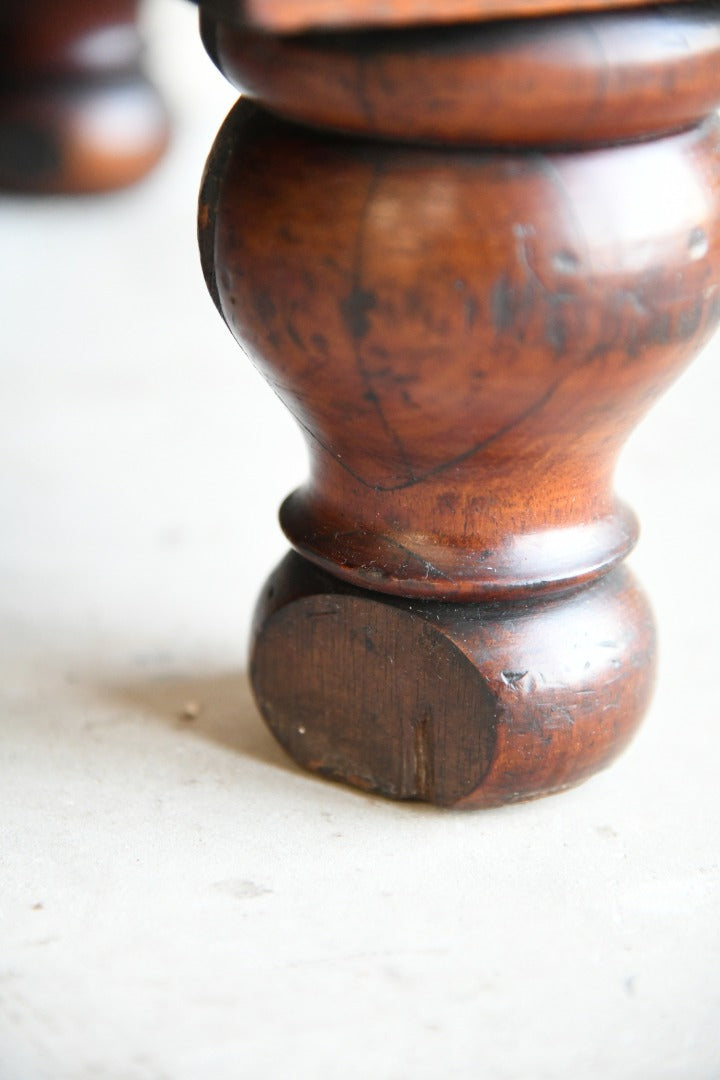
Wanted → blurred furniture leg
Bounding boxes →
[0,0,168,193]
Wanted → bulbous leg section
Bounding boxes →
[251,554,656,808]
[201,98,720,600]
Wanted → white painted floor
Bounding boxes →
[1,4,720,1077]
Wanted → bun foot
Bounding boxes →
[251,553,656,809]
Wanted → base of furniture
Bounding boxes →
[250,553,655,808]
[195,2,720,808]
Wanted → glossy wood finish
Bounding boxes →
[203,6,720,146]
[0,0,168,193]
[201,103,720,601]
[198,3,720,805]
[202,0,683,33]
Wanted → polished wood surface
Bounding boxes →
[0,0,168,193]
[197,2,720,805]
[203,7,720,146]
[203,0,684,32]
[200,47,720,602]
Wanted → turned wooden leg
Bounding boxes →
[0,0,168,193]
[198,4,720,807]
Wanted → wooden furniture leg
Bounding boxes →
[198,2,720,807]
[0,1,168,193]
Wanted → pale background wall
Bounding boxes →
[1,3,719,1077]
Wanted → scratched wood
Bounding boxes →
[197,2,720,805]
[251,555,655,808]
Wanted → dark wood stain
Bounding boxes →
[194,2,719,806]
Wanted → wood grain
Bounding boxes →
[197,2,720,805]
[252,554,655,808]
[201,100,720,600]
